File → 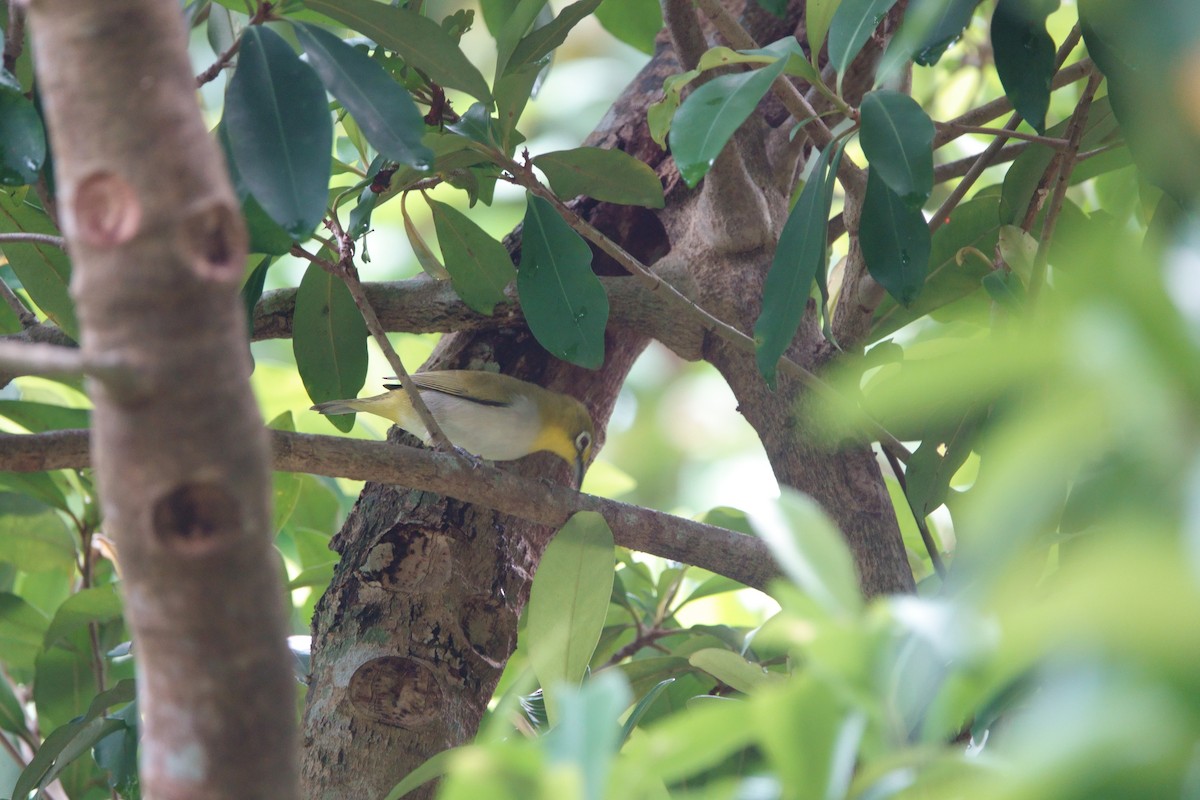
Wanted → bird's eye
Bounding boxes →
[575,432,591,452]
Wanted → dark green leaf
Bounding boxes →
[494,61,543,152]
[0,84,46,186]
[669,57,788,187]
[293,23,434,168]
[224,26,332,239]
[533,147,665,208]
[981,268,1025,312]
[518,193,609,368]
[0,189,78,339]
[755,0,789,15]
[0,399,90,431]
[0,670,27,735]
[526,512,615,719]
[446,102,504,150]
[905,411,980,517]
[293,263,368,432]
[241,256,273,334]
[428,198,515,314]
[827,0,900,86]
[753,142,843,387]
[594,0,663,54]
[861,167,931,306]
[0,470,70,513]
[619,678,674,744]
[507,0,604,72]
[0,592,48,678]
[306,0,493,104]
[494,0,552,75]
[544,673,630,800]
[0,493,75,573]
[859,89,934,208]
[991,0,1059,134]
[347,187,377,239]
[872,191,1000,336]
[93,701,139,797]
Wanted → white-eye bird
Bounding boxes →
[311,370,595,487]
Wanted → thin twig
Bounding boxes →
[194,2,273,87]
[0,341,144,394]
[933,142,1027,184]
[3,2,25,74]
[599,628,676,669]
[1028,71,1103,302]
[0,278,37,328]
[930,114,1023,235]
[882,445,946,578]
[0,232,66,248]
[935,123,1070,149]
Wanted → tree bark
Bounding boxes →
[26,2,297,797]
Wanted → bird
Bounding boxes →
[311,370,595,488]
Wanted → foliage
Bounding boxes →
[2,0,1200,797]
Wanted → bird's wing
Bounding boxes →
[386,373,514,408]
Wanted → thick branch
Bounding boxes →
[0,429,783,592]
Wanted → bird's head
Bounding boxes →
[535,394,595,489]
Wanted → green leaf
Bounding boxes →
[0,670,27,735]
[0,592,48,678]
[905,411,980,517]
[859,89,934,208]
[507,0,604,72]
[753,142,843,387]
[0,84,45,186]
[749,488,862,615]
[860,167,931,306]
[494,61,543,152]
[293,23,434,168]
[981,268,1025,312]
[0,189,78,339]
[827,0,900,87]
[224,26,332,239]
[619,677,674,744]
[689,648,780,693]
[545,672,631,800]
[0,493,75,573]
[990,0,1059,134]
[306,0,493,104]
[872,191,1000,337]
[669,56,788,187]
[0,399,90,431]
[42,585,124,651]
[997,223,1037,285]
[906,0,985,66]
[93,701,139,797]
[402,195,449,280]
[807,0,843,60]
[293,263,368,433]
[526,511,615,722]
[595,0,663,54]
[518,193,609,368]
[646,69,700,148]
[382,747,460,800]
[533,147,665,208]
[428,197,515,314]
[0,470,70,513]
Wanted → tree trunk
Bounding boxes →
[26,2,298,797]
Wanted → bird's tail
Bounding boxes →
[311,392,414,427]
[310,399,366,416]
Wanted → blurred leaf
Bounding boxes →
[533,147,665,208]
[0,82,45,186]
[680,574,745,606]
[873,191,1000,336]
[383,747,459,800]
[807,0,842,61]
[669,57,788,188]
[224,26,332,239]
[518,193,609,369]
[293,263,368,433]
[0,670,27,735]
[753,141,843,387]
[749,489,862,615]
[595,0,663,54]
[0,592,48,678]
[997,224,1037,285]
[619,677,674,744]
[507,0,604,72]
[0,493,75,573]
[904,411,980,518]
[904,0,985,65]
[307,0,493,104]
[990,0,1059,134]
[544,672,631,800]
[526,512,615,721]
[0,470,70,513]
[861,167,931,306]
[827,0,900,88]
[859,89,934,208]
[0,399,90,431]
[293,22,434,168]
[93,700,139,797]
[981,269,1026,311]
[0,189,78,339]
[622,693,754,784]
[428,197,515,314]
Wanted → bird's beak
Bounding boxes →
[574,457,586,491]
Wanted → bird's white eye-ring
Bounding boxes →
[575,432,592,453]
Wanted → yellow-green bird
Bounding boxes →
[311,370,595,487]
